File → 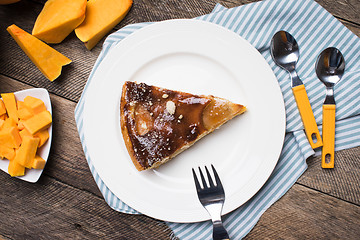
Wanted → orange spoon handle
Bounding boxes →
[322,104,336,168]
[292,84,323,149]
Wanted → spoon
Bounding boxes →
[271,30,322,149]
[315,47,345,168]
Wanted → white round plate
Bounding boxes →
[83,19,285,223]
[0,88,52,183]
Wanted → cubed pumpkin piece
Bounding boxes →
[6,24,72,81]
[19,128,32,140]
[0,145,15,160]
[31,155,46,169]
[1,93,18,123]
[32,0,86,44]
[23,110,52,135]
[8,160,25,177]
[14,136,39,168]
[17,107,33,120]
[0,114,6,120]
[34,129,49,148]
[0,119,4,130]
[24,96,46,114]
[17,120,25,130]
[2,117,17,129]
[0,99,6,116]
[75,0,132,50]
[0,126,22,149]
[17,100,26,110]
[0,118,4,128]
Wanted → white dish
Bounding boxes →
[0,88,52,183]
[82,19,286,222]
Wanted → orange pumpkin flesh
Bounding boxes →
[75,0,133,50]
[7,24,71,81]
[32,0,87,44]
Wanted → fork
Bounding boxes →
[192,165,230,240]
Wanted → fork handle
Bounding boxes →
[213,220,230,240]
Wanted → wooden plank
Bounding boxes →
[245,184,360,239]
[0,168,358,239]
[341,20,360,37]
[315,0,360,24]
[0,174,172,239]
[298,146,360,205]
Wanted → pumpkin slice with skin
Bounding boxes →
[75,0,133,50]
[32,0,86,44]
[7,24,72,81]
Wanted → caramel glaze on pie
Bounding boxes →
[120,81,246,171]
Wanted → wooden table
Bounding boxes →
[0,0,359,239]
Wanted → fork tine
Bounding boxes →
[198,167,208,188]
[205,166,215,188]
[211,164,222,188]
[192,165,229,239]
[192,168,201,191]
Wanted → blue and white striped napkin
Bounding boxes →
[75,0,360,239]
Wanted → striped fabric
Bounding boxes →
[74,0,360,239]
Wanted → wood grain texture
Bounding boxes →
[315,0,360,24]
[245,184,360,239]
[299,147,360,205]
[0,173,172,240]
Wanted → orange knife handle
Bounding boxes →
[322,104,336,168]
[292,85,323,149]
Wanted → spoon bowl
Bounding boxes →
[315,47,345,88]
[270,30,300,72]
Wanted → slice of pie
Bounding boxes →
[120,81,246,171]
